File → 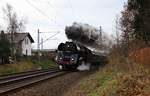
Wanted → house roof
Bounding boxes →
[7,33,34,43]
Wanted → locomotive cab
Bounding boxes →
[56,51,80,70]
[55,42,82,70]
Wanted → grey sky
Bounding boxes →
[0,0,127,49]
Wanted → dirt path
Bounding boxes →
[3,71,93,96]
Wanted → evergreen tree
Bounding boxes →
[0,31,10,64]
[121,0,150,46]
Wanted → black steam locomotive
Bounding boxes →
[55,42,106,70]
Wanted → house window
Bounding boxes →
[26,50,28,55]
[25,39,28,45]
[25,39,26,44]
[26,39,28,44]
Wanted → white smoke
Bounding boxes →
[77,61,91,71]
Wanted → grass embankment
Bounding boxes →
[78,65,150,96]
[73,48,150,96]
[32,59,56,69]
[0,59,57,76]
[79,66,118,96]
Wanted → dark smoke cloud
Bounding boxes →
[65,22,100,47]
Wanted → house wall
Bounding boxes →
[22,36,32,56]
[15,41,22,56]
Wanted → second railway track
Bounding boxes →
[0,67,67,95]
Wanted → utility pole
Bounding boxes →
[41,38,43,50]
[37,29,40,50]
[99,26,102,39]
[99,26,102,48]
[37,30,59,62]
[37,29,40,62]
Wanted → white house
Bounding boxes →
[12,33,34,56]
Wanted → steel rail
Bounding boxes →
[0,67,58,80]
[0,68,67,94]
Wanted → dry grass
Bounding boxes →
[129,47,150,65]
[116,63,150,96]
[0,58,56,76]
[74,47,150,96]
[0,61,37,75]
[108,47,150,96]
[73,65,118,96]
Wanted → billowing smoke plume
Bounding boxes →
[77,62,91,71]
[65,22,100,47]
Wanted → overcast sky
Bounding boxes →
[0,0,127,49]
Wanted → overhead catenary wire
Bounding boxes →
[44,0,67,32]
[25,0,64,30]
[38,31,60,45]
[46,1,57,21]
[39,31,60,33]
[67,0,77,20]
[45,0,76,21]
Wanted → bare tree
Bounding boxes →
[3,4,26,62]
[115,15,122,46]
[3,4,26,33]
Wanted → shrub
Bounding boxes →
[116,63,150,96]
[129,47,150,65]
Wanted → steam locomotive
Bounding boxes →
[55,41,106,70]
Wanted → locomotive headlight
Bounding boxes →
[59,57,63,60]
[70,58,76,63]
[70,54,78,63]
[56,57,62,61]
[71,58,75,61]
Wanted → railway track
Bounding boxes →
[0,67,67,95]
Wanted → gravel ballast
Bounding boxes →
[3,71,93,96]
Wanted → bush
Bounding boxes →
[32,60,56,69]
[107,46,150,96]
[129,48,150,65]
[116,69,149,96]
